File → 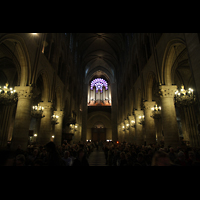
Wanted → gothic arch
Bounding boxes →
[36,69,50,102]
[161,38,186,85]
[55,86,62,111]
[135,88,142,110]
[0,34,31,86]
[85,66,114,84]
[145,71,157,101]
[87,111,111,128]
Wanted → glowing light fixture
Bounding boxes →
[151,104,161,119]
[0,82,18,104]
[174,85,196,106]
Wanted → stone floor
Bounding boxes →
[88,148,107,166]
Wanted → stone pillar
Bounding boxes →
[88,85,90,104]
[128,115,136,144]
[38,102,53,146]
[183,106,199,147]
[111,83,118,142]
[134,110,144,145]
[54,110,64,146]
[0,104,15,148]
[159,85,180,148]
[144,101,156,145]
[82,83,88,142]
[179,107,190,144]
[154,117,163,144]
[121,122,125,142]
[184,33,200,111]
[11,86,33,150]
[124,119,129,142]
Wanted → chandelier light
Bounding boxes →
[122,124,125,131]
[51,112,59,125]
[126,123,130,130]
[31,104,45,118]
[0,83,18,104]
[130,120,136,128]
[174,85,196,106]
[151,104,161,119]
[138,115,145,126]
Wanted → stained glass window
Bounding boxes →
[91,78,108,93]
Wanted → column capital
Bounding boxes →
[39,102,53,110]
[128,115,135,121]
[14,86,33,99]
[159,85,177,98]
[54,110,64,117]
[134,110,144,116]
[143,101,156,110]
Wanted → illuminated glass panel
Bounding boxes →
[91,78,108,93]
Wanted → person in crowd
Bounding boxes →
[62,151,73,166]
[112,149,120,166]
[72,149,89,166]
[117,152,127,166]
[15,154,26,166]
[33,159,44,166]
[15,145,24,156]
[186,151,200,166]
[39,147,47,164]
[0,149,15,166]
[151,151,172,166]
[134,152,147,166]
[168,147,177,163]
[174,151,187,166]
[28,148,40,165]
[45,141,66,166]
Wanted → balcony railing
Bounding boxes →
[88,99,111,106]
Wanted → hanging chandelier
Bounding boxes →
[174,85,196,106]
[0,83,18,105]
[51,111,59,125]
[138,115,145,126]
[151,104,161,119]
[31,104,45,118]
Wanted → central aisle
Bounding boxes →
[88,148,107,166]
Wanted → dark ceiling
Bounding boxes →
[76,33,125,80]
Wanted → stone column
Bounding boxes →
[144,101,156,145]
[88,85,90,104]
[37,102,53,146]
[82,83,88,142]
[11,86,33,150]
[124,119,129,142]
[159,85,180,148]
[134,110,144,145]
[154,117,163,144]
[128,115,135,144]
[0,104,15,148]
[179,107,190,144]
[121,122,125,142]
[183,106,199,147]
[54,110,64,146]
[111,83,118,142]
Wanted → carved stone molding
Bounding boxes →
[159,85,177,98]
[14,86,33,99]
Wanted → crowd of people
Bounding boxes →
[1,140,200,166]
[102,141,200,166]
[0,141,95,166]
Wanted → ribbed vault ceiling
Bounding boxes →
[76,33,125,79]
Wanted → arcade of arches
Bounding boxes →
[1,33,200,150]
